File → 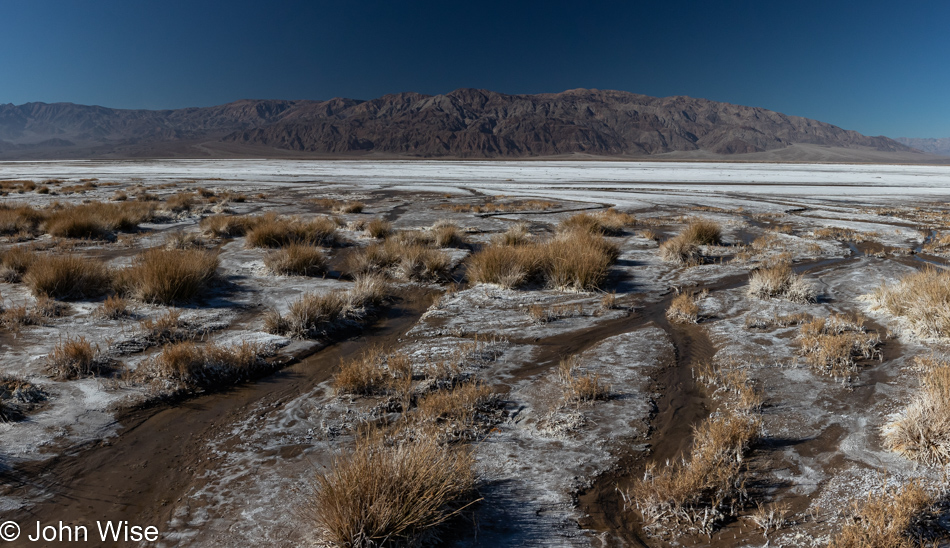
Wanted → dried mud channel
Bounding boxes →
[1,289,437,548]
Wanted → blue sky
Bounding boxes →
[1,0,947,137]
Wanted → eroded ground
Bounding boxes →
[2,161,950,547]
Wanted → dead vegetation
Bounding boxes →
[666,292,702,324]
[557,356,610,404]
[245,213,337,248]
[882,355,950,465]
[625,411,761,537]
[310,198,365,214]
[136,341,268,391]
[798,313,882,379]
[347,236,451,282]
[264,274,389,339]
[114,248,219,304]
[311,434,476,547]
[438,198,558,213]
[23,254,112,300]
[264,244,327,276]
[560,208,636,236]
[659,219,723,266]
[0,375,47,422]
[828,480,936,548]
[747,260,817,303]
[45,336,108,380]
[866,267,950,340]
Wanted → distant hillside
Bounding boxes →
[0,89,930,161]
[895,137,950,157]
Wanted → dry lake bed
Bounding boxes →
[2,160,950,547]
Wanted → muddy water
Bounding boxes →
[1,289,436,548]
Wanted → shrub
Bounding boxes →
[137,341,265,389]
[798,314,882,379]
[558,356,609,403]
[268,275,389,338]
[264,244,327,276]
[681,219,722,245]
[97,295,130,319]
[0,246,37,282]
[200,214,256,238]
[23,254,112,300]
[667,293,700,324]
[43,202,155,238]
[245,214,337,248]
[490,223,531,246]
[747,260,816,303]
[560,208,635,236]
[659,235,702,265]
[626,412,760,536]
[866,268,950,340]
[466,245,539,289]
[312,435,476,547]
[364,218,392,239]
[431,220,464,247]
[115,248,218,304]
[46,336,101,379]
[882,355,950,465]
[828,480,933,548]
[333,347,390,396]
[542,230,619,292]
[348,239,450,282]
[0,205,45,236]
[139,309,189,344]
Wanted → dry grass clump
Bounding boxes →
[264,244,327,276]
[431,220,465,247]
[866,268,950,340]
[693,361,764,414]
[45,336,103,379]
[245,213,337,248]
[348,238,451,282]
[560,208,636,236]
[164,231,205,250]
[199,214,257,238]
[490,222,532,246]
[626,411,760,536]
[744,312,811,330]
[0,204,45,236]
[364,218,392,239]
[0,246,37,282]
[43,201,156,238]
[798,313,882,379]
[417,381,501,424]
[311,434,476,547]
[468,230,618,291]
[23,254,112,300]
[814,226,878,242]
[162,191,196,213]
[0,375,47,421]
[681,219,723,245]
[439,198,558,213]
[747,260,816,303]
[311,198,365,214]
[96,295,130,319]
[139,309,190,344]
[659,235,702,265]
[828,480,934,548]
[882,355,950,465]
[333,347,408,396]
[266,274,390,338]
[114,248,219,304]
[667,292,701,324]
[558,356,609,404]
[137,341,266,390]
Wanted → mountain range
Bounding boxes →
[0,89,943,162]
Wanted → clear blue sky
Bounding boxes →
[1,0,947,137]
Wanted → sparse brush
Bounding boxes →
[336,201,365,214]
[245,213,337,248]
[491,222,532,246]
[0,204,45,236]
[46,336,103,380]
[348,273,390,308]
[114,248,218,304]
[23,254,112,300]
[748,501,789,537]
[667,293,700,324]
[559,208,635,236]
[395,244,451,282]
[200,214,256,238]
[96,295,130,319]
[164,231,205,250]
[747,260,817,303]
[333,347,391,395]
[625,412,760,536]
[865,268,950,340]
[264,244,327,276]
[162,191,196,213]
[431,220,464,247]
[798,314,882,379]
[638,228,660,241]
[693,361,763,414]
[659,235,702,265]
[364,218,392,239]
[681,219,723,245]
[283,290,349,338]
[139,309,189,344]
[0,246,37,282]
[137,341,266,389]
[542,230,618,291]
[883,355,950,465]
[43,201,156,238]
[599,292,619,311]
[828,480,933,548]
[558,356,609,403]
[311,434,476,547]
[466,244,539,289]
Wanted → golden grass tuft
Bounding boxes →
[666,293,700,324]
[42,201,156,238]
[882,355,950,465]
[23,254,112,300]
[267,274,389,338]
[114,248,219,304]
[558,356,610,403]
[866,267,950,340]
[828,480,933,548]
[199,214,257,238]
[264,244,327,276]
[747,260,816,303]
[659,235,701,265]
[96,295,130,319]
[626,412,760,536]
[560,208,636,236]
[137,341,266,389]
[311,434,476,547]
[798,314,881,379]
[348,238,451,282]
[46,336,101,379]
[364,218,392,239]
[431,220,464,247]
[245,213,337,248]
[681,219,723,245]
[0,246,37,282]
